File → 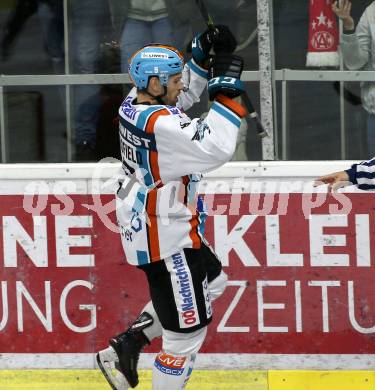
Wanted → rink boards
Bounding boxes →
[0,161,374,389]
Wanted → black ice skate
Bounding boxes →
[102,312,153,388]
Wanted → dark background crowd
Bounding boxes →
[0,0,372,162]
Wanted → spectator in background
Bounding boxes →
[69,0,113,161]
[109,0,194,72]
[1,0,115,161]
[1,0,64,72]
[333,0,375,157]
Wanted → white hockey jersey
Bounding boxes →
[116,59,247,265]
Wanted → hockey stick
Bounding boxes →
[195,0,268,138]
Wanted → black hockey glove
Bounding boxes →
[190,25,237,64]
[212,25,237,54]
[207,53,244,101]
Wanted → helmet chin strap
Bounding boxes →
[145,85,168,105]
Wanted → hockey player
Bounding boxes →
[314,157,375,191]
[97,26,245,390]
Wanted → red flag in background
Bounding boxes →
[306,0,339,67]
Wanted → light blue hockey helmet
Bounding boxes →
[128,44,184,90]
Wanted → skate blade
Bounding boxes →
[97,347,130,390]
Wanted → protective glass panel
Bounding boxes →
[109,0,259,73]
[67,0,116,75]
[191,0,259,70]
[3,86,67,162]
[275,81,368,160]
[70,83,125,162]
[0,0,64,75]
[244,81,263,161]
[272,0,369,70]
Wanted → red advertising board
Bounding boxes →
[0,192,374,355]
